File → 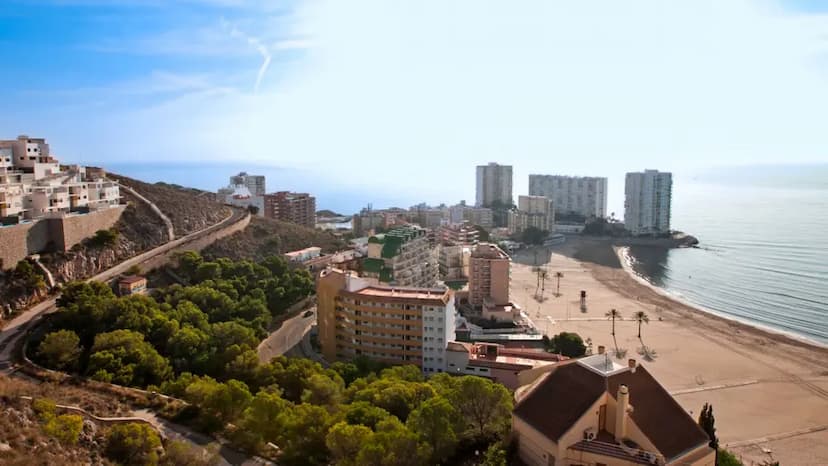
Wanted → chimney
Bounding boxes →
[615,384,629,442]
[628,359,637,373]
[598,345,605,355]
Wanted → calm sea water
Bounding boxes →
[627,180,828,345]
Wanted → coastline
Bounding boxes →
[614,245,828,351]
[510,241,828,464]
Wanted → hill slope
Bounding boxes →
[203,216,346,262]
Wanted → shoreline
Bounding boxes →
[614,245,828,351]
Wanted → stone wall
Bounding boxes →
[0,206,125,270]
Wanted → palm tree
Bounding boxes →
[605,308,622,336]
[606,308,623,356]
[540,270,548,299]
[555,271,564,296]
[634,311,650,339]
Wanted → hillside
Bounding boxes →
[109,175,230,236]
[0,175,233,313]
[203,216,346,261]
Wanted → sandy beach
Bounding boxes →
[508,238,828,466]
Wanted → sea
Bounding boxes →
[104,162,828,346]
[625,168,828,346]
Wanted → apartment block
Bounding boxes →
[317,269,456,374]
[438,244,472,281]
[438,222,479,246]
[469,243,510,306]
[450,204,494,229]
[528,174,608,219]
[445,342,561,389]
[476,162,513,207]
[625,170,672,235]
[229,172,266,197]
[0,136,121,222]
[0,136,124,269]
[263,191,316,227]
[363,225,437,287]
[508,195,555,235]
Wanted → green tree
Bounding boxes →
[161,441,221,466]
[37,330,81,371]
[634,310,650,339]
[326,421,373,466]
[406,396,460,463]
[276,403,334,466]
[301,373,344,407]
[717,448,743,466]
[86,329,172,387]
[235,390,290,451]
[355,417,429,466]
[344,401,391,430]
[442,376,513,439]
[43,414,84,445]
[547,332,586,357]
[105,423,162,466]
[481,442,508,466]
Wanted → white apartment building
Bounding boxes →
[476,163,513,207]
[508,195,555,234]
[625,170,672,235]
[528,174,608,219]
[0,136,120,221]
[229,172,266,197]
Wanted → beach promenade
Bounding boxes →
[510,241,828,466]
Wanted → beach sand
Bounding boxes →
[508,238,828,465]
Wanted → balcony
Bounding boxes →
[568,431,664,465]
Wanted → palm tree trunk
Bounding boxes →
[638,321,642,338]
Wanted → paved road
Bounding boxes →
[257,308,316,363]
[0,208,249,372]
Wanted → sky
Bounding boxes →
[1,0,827,214]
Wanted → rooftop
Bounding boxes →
[471,242,510,260]
[355,285,448,301]
[119,275,146,285]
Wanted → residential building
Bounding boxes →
[528,174,608,219]
[625,170,672,235]
[316,268,456,374]
[468,243,521,322]
[362,225,437,287]
[512,353,715,466]
[118,275,147,296]
[461,205,494,229]
[0,136,121,222]
[263,191,316,227]
[508,195,555,235]
[438,222,479,246]
[229,172,266,197]
[476,162,513,207]
[438,245,472,281]
[445,342,563,389]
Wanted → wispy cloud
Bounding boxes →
[222,18,272,93]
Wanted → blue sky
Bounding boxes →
[1,0,827,213]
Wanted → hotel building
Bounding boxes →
[508,195,555,235]
[476,162,513,207]
[624,170,672,235]
[468,242,520,322]
[317,269,456,374]
[362,225,437,288]
[528,174,608,219]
